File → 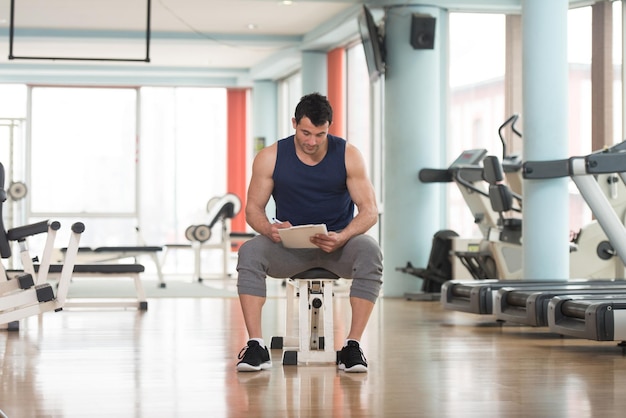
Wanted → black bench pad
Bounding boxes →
[68,246,162,253]
[93,246,162,253]
[34,264,145,274]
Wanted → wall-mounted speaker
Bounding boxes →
[410,14,436,50]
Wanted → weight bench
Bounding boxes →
[164,193,255,281]
[1,161,87,328]
[270,268,341,365]
[0,221,84,330]
[59,245,164,288]
[35,263,148,310]
[163,232,255,282]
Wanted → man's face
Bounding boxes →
[292,116,329,156]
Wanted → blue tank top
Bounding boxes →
[272,135,354,231]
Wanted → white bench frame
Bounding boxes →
[271,268,341,365]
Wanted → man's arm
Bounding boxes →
[311,143,379,252]
[245,143,287,242]
[341,143,379,237]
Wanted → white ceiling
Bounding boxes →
[0,0,593,86]
[0,0,365,85]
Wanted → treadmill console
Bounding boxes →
[449,149,488,169]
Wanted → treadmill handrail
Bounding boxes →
[522,145,626,268]
[523,140,626,179]
[418,168,453,183]
[586,152,626,175]
[522,158,570,179]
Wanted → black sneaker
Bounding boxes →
[338,340,368,373]
[237,340,272,372]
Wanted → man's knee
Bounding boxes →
[338,235,382,303]
[348,235,383,274]
[236,237,270,295]
[349,235,382,258]
[238,236,262,260]
[237,235,273,268]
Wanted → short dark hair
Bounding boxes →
[294,92,333,127]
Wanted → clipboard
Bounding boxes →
[278,224,328,249]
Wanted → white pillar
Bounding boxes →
[522,0,570,280]
[382,6,448,297]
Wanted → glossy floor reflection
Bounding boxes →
[2,288,626,417]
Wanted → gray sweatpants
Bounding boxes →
[237,234,383,303]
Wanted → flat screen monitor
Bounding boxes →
[358,5,385,82]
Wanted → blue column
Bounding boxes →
[382,6,447,297]
[522,0,569,280]
[252,80,278,218]
[252,80,277,146]
[301,51,327,95]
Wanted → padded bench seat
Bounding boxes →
[60,246,165,288]
[92,246,161,253]
[38,263,145,274]
[34,263,148,310]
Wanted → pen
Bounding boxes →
[272,218,284,224]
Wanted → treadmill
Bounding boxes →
[443,140,626,320]
[440,278,614,315]
[548,294,626,341]
[494,283,626,326]
[522,141,626,341]
[440,194,597,316]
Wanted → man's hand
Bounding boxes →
[268,220,292,243]
[310,231,347,253]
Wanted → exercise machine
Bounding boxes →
[456,154,622,282]
[404,148,617,303]
[548,294,626,342]
[441,140,626,316]
[47,229,152,310]
[400,229,459,301]
[402,114,527,289]
[37,262,148,310]
[400,144,526,298]
[58,240,164,288]
[1,166,83,328]
[415,111,624,285]
[440,278,588,315]
[1,160,148,311]
[521,141,626,342]
[399,148,497,297]
[494,282,626,326]
[496,141,626,329]
[162,193,255,281]
[0,221,83,328]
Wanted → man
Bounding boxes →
[236,93,383,373]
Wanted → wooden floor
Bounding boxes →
[2,281,626,418]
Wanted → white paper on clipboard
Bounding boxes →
[278,224,328,248]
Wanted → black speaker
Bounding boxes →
[410,14,436,50]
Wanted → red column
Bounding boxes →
[227,88,248,233]
[327,47,345,138]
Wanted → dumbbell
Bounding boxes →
[184,224,212,242]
